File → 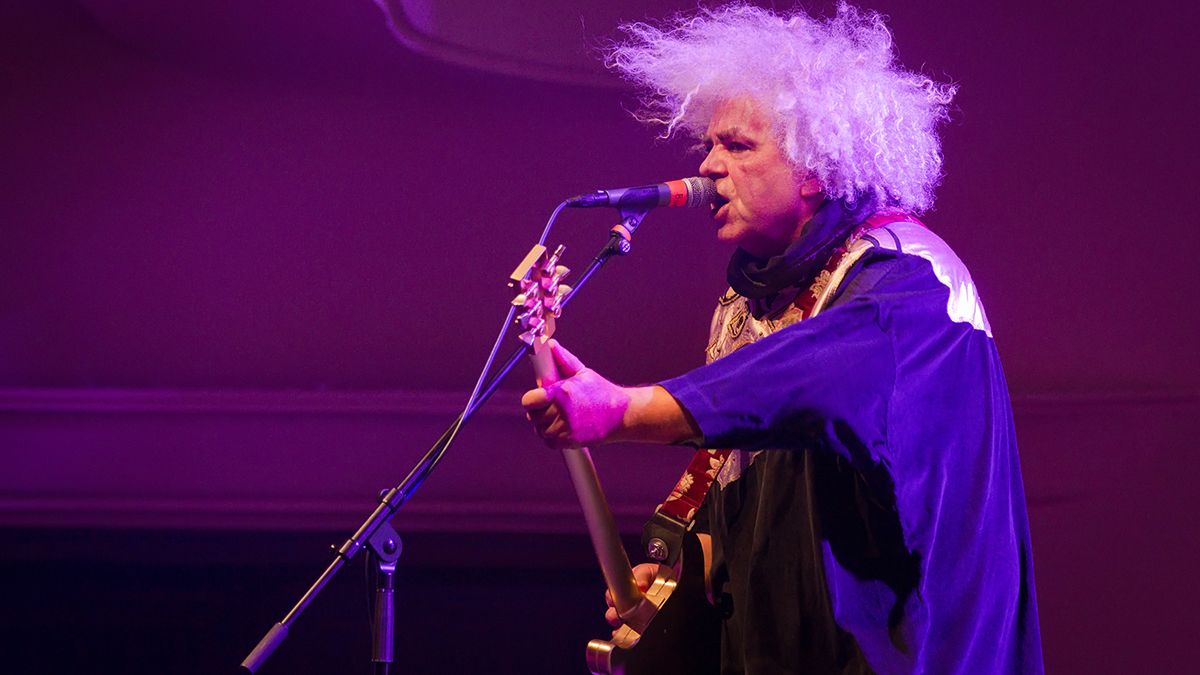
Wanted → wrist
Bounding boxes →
[615,385,699,445]
[616,386,655,442]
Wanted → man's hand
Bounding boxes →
[521,341,630,449]
[521,340,703,448]
[604,533,714,629]
[604,563,662,628]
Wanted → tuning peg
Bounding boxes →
[511,293,527,307]
[543,245,566,272]
[516,308,541,329]
[555,265,570,278]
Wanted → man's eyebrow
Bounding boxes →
[706,126,750,143]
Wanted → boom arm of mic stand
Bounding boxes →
[239,229,633,673]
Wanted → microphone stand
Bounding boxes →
[369,520,402,675]
[240,212,646,673]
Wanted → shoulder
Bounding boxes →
[863,222,977,300]
[837,222,993,336]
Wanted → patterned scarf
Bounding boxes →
[726,196,878,316]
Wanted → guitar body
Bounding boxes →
[586,533,721,675]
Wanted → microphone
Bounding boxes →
[566,177,717,210]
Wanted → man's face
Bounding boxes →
[700,98,817,258]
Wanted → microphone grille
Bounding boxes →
[682,177,718,208]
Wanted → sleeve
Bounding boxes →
[658,251,916,457]
[659,297,894,454]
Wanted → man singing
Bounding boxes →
[523,4,1043,673]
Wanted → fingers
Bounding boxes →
[524,403,573,449]
[603,563,663,628]
[522,383,573,448]
[633,564,658,590]
[525,406,557,431]
[604,587,622,628]
[549,339,586,378]
[520,385,555,411]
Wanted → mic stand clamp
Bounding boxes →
[368,520,403,675]
[605,208,650,258]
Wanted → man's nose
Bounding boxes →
[699,148,725,178]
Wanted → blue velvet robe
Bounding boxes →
[660,223,1043,674]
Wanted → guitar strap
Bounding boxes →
[641,210,926,566]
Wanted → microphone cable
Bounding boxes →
[389,199,570,507]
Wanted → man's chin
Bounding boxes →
[714,222,739,246]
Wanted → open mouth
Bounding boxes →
[711,195,730,217]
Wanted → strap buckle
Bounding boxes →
[640,509,690,566]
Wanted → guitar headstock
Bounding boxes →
[509,244,572,347]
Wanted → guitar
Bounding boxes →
[510,245,720,675]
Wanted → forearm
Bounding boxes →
[609,385,702,446]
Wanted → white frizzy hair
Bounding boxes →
[605,2,957,213]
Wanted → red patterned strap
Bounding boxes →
[654,210,924,527]
[658,449,727,523]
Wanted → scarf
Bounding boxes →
[726,196,878,316]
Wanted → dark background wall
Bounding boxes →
[2,1,1197,672]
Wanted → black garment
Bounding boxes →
[701,255,913,675]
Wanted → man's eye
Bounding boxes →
[727,142,750,152]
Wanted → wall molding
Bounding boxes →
[2,386,1196,533]
[0,387,520,416]
[0,494,651,533]
[2,385,1195,414]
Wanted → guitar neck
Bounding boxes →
[561,446,643,614]
[529,343,643,616]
